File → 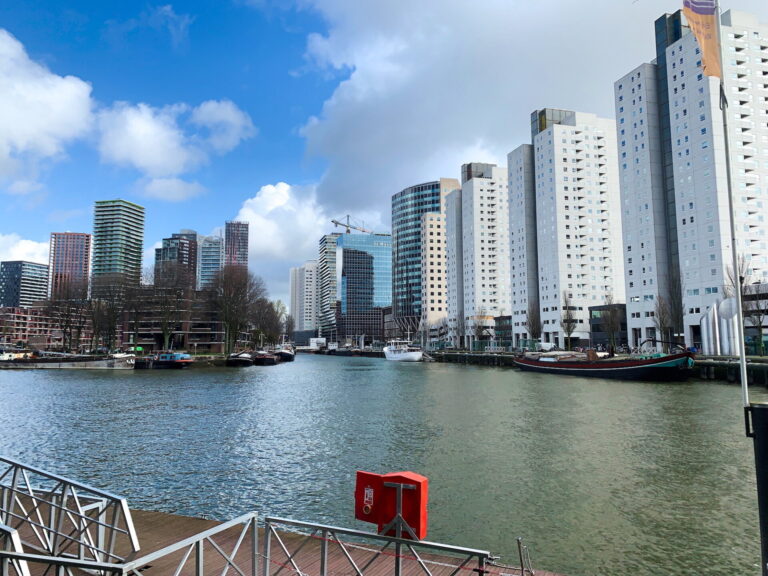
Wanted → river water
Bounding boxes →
[1,355,764,576]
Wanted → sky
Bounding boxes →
[1,0,767,307]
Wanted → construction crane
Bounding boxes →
[331,215,374,234]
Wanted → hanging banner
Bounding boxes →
[683,0,722,79]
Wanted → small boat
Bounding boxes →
[0,350,135,370]
[273,344,295,362]
[226,351,254,367]
[152,351,194,369]
[252,351,279,366]
[383,340,423,362]
[513,350,695,380]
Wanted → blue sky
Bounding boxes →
[1,0,766,305]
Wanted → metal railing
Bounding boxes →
[0,511,259,576]
[0,456,140,567]
[263,516,494,576]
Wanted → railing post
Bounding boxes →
[320,529,328,576]
[251,515,258,576]
[262,520,271,576]
[196,540,204,576]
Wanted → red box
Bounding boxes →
[355,470,428,540]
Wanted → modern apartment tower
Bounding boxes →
[224,221,249,269]
[0,261,49,308]
[199,235,224,288]
[289,260,319,332]
[91,199,145,293]
[154,230,198,289]
[48,232,91,298]
[508,109,625,349]
[318,233,342,340]
[445,163,511,349]
[391,178,460,335]
[616,10,768,348]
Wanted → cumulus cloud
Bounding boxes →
[0,233,49,264]
[97,99,255,200]
[191,100,257,153]
[234,182,328,264]
[0,29,93,192]
[296,0,767,220]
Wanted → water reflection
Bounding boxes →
[1,356,764,576]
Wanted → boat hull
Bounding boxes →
[275,351,295,362]
[0,355,136,370]
[513,352,695,380]
[226,353,253,367]
[252,354,278,366]
[383,348,423,362]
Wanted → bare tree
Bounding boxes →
[745,282,768,356]
[653,294,673,352]
[601,293,623,350]
[525,298,542,341]
[560,291,577,350]
[48,277,89,352]
[90,274,127,352]
[207,266,268,354]
[250,298,282,345]
[284,314,296,341]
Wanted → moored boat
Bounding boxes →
[252,350,279,366]
[152,351,194,369]
[273,344,295,362]
[226,351,254,367]
[513,350,695,380]
[383,340,423,362]
[0,350,135,370]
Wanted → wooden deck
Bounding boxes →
[116,510,564,576]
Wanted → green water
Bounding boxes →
[1,355,764,575]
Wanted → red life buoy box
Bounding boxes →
[354,470,428,540]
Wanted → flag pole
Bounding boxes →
[710,3,768,573]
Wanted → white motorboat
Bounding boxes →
[382,340,423,362]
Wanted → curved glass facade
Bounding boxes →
[391,179,459,332]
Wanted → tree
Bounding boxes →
[90,274,127,351]
[560,291,577,350]
[653,294,673,352]
[284,314,296,341]
[250,298,282,345]
[207,266,268,354]
[47,277,89,352]
[745,282,768,356]
[601,293,623,350]
[525,298,542,341]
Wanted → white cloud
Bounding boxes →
[97,102,202,178]
[297,0,767,220]
[191,100,257,153]
[148,5,194,49]
[0,29,93,191]
[0,233,49,264]
[234,182,328,264]
[141,177,205,202]
[97,100,255,196]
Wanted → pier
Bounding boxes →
[0,457,561,576]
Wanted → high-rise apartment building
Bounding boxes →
[49,232,91,298]
[155,230,198,289]
[224,221,249,269]
[616,10,768,348]
[318,233,342,340]
[445,163,510,349]
[199,235,224,288]
[91,199,145,293]
[420,212,448,333]
[289,260,319,332]
[391,178,460,335]
[508,109,625,349]
[0,261,49,307]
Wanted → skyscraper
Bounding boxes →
[0,261,49,307]
[616,9,768,349]
[318,233,342,340]
[91,199,145,293]
[225,221,249,269]
[49,232,91,298]
[391,178,459,335]
[154,231,198,289]
[199,235,224,289]
[507,109,624,349]
[289,260,319,332]
[445,163,510,349]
